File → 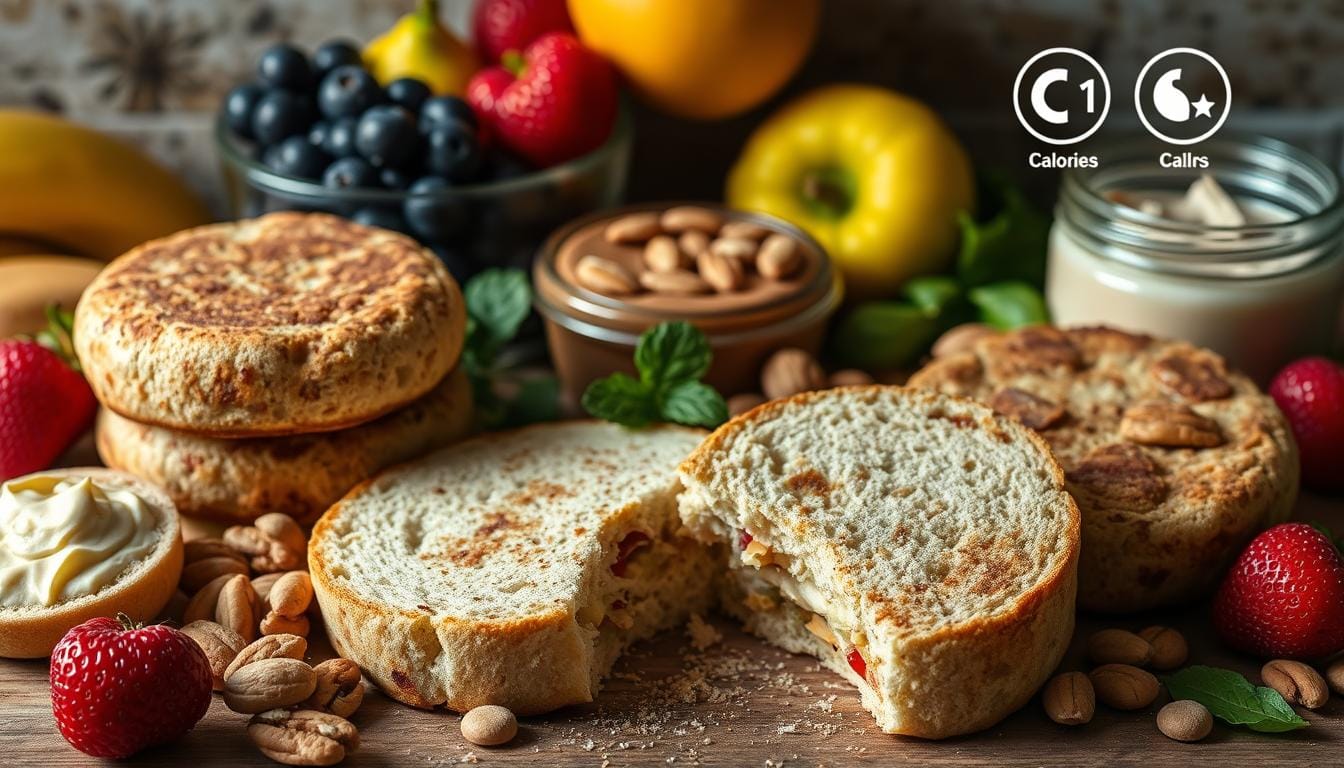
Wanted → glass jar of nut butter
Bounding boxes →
[533,203,843,399]
[1047,136,1344,382]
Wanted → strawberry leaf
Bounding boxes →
[1164,665,1309,733]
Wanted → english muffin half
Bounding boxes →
[909,325,1298,613]
[74,212,465,437]
[96,366,475,525]
[0,468,182,658]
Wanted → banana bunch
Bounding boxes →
[0,110,212,336]
[0,110,211,262]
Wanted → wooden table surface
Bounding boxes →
[3,475,1341,766]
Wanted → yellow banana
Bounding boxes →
[0,110,211,261]
[363,0,478,96]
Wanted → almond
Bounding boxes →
[1136,626,1188,671]
[269,571,314,618]
[761,348,826,400]
[603,212,661,244]
[1089,664,1160,710]
[1157,700,1213,742]
[639,269,710,295]
[1087,628,1154,666]
[659,206,723,234]
[709,236,758,265]
[1262,659,1329,709]
[575,255,638,296]
[184,573,237,625]
[1042,671,1094,725]
[252,572,284,604]
[643,235,686,273]
[226,633,309,680]
[224,657,318,714]
[696,250,745,293]
[720,220,770,241]
[678,229,710,257]
[756,234,801,280]
[216,573,260,642]
[181,555,249,593]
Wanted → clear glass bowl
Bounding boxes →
[214,106,633,283]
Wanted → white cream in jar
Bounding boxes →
[0,474,158,608]
[1046,136,1344,382]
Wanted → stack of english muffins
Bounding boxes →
[75,212,473,525]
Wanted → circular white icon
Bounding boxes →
[1013,47,1111,146]
[1135,48,1231,145]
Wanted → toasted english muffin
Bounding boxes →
[73,212,465,437]
[96,366,475,525]
[309,421,714,715]
[908,326,1298,613]
[678,386,1079,739]
[0,468,182,658]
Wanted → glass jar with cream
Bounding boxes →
[1047,135,1344,382]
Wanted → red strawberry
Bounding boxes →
[0,311,96,481]
[1212,522,1344,659]
[466,33,618,168]
[472,0,574,64]
[50,616,212,758]
[1270,356,1344,494]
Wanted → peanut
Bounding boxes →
[720,220,769,241]
[603,212,661,244]
[659,206,722,234]
[1042,671,1094,725]
[1136,626,1188,671]
[756,234,801,280]
[696,249,745,293]
[575,255,638,296]
[1262,659,1329,709]
[1087,629,1154,667]
[708,236,758,265]
[639,269,710,295]
[642,235,686,273]
[1090,664,1160,711]
[678,229,710,257]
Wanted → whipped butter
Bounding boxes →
[0,474,159,608]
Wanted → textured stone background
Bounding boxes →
[0,0,1338,211]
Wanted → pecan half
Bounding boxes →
[1067,443,1168,510]
[982,326,1081,379]
[1120,400,1223,448]
[303,659,365,718]
[225,513,306,574]
[988,387,1066,431]
[248,709,359,767]
[1151,350,1232,402]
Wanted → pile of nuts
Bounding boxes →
[575,207,805,297]
[1044,625,1344,743]
[171,513,363,766]
[728,347,876,416]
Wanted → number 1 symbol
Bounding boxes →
[1080,78,1095,113]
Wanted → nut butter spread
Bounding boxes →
[0,475,158,608]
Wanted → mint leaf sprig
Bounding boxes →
[1164,665,1309,733]
[582,322,728,429]
[461,269,558,429]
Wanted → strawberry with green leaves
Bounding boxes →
[0,308,95,480]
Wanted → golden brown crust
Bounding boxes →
[0,468,182,658]
[96,367,475,525]
[73,213,465,437]
[908,325,1299,612]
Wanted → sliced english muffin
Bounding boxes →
[96,366,475,525]
[0,468,182,658]
[908,325,1298,613]
[679,386,1079,739]
[74,212,465,437]
[309,421,714,715]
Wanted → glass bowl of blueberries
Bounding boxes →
[216,39,631,283]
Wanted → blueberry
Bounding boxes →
[322,116,359,157]
[317,65,382,120]
[351,206,413,235]
[266,135,329,179]
[404,176,469,241]
[223,83,265,140]
[256,43,312,91]
[419,96,477,133]
[424,120,482,183]
[251,89,314,146]
[379,167,411,190]
[385,78,432,113]
[355,105,419,168]
[312,39,363,78]
[322,156,379,190]
[307,120,329,147]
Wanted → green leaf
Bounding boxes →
[659,380,728,428]
[1164,666,1309,733]
[463,269,531,369]
[829,302,940,370]
[503,375,560,427]
[581,373,658,428]
[956,177,1050,288]
[903,276,964,315]
[634,321,711,388]
[968,281,1049,330]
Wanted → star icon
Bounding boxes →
[1192,94,1215,118]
